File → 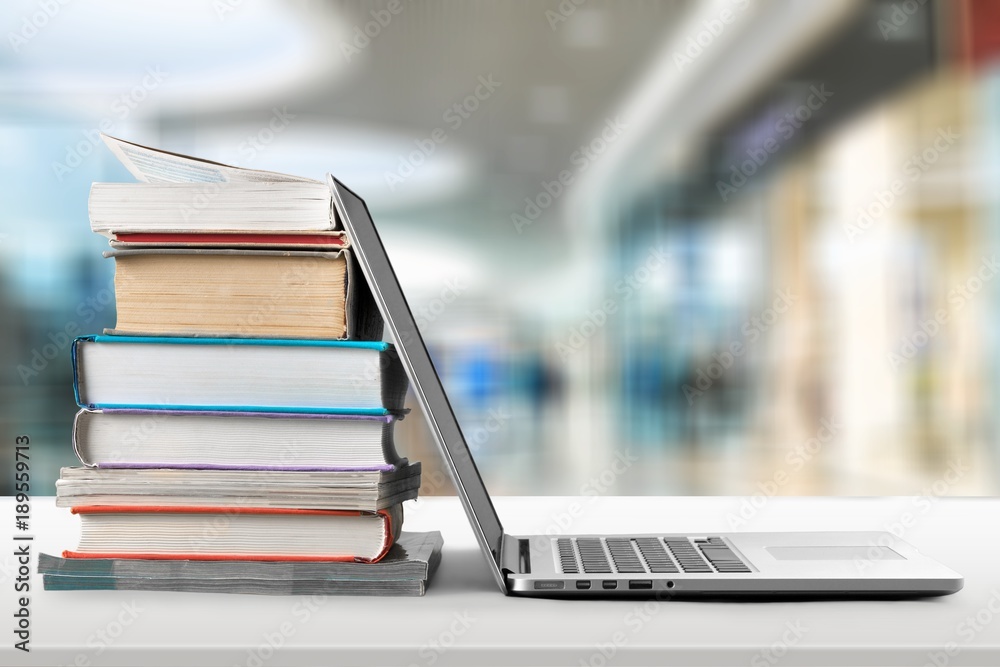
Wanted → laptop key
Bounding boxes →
[606,538,646,573]
[576,538,612,574]
[635,538,679,573]
[557,538,580,574]
[664,538,715,573]
[698,540,752,572]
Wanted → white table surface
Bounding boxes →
[1,495,998,667]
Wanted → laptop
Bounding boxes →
[330,177,963,599]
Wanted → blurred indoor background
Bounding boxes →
[2,0,1000,497]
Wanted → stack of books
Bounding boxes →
[40,136,442,596]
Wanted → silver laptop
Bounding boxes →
[331,177,963,599]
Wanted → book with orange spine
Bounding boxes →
[62,505,401,563]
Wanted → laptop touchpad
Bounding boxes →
[766,546,904,560]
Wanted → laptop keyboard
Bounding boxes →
[556,536,751,574]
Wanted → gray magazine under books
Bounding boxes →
[39,531,443,596]
[42,576,431,596]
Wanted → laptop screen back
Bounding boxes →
[330,177,507,589]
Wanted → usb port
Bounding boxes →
[576,580,591,590]
[629,580,653,590]
[602,580,618,590]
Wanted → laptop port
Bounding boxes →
[629,580,653,590]
[602,580,618,590]
[576,580,591,590]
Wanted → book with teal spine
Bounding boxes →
[72,335,408,415]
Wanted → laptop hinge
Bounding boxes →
[499,533,529,575]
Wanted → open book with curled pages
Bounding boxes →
[94,134,344,245]
[92,135,381,340]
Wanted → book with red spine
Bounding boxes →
[109,231,348,249]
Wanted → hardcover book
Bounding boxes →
[107,231,348,250]
[72,336,408,414]
[41,531,442,580]
[63,505,403,563]
[72,409,403,470]
[105,248,380,340]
